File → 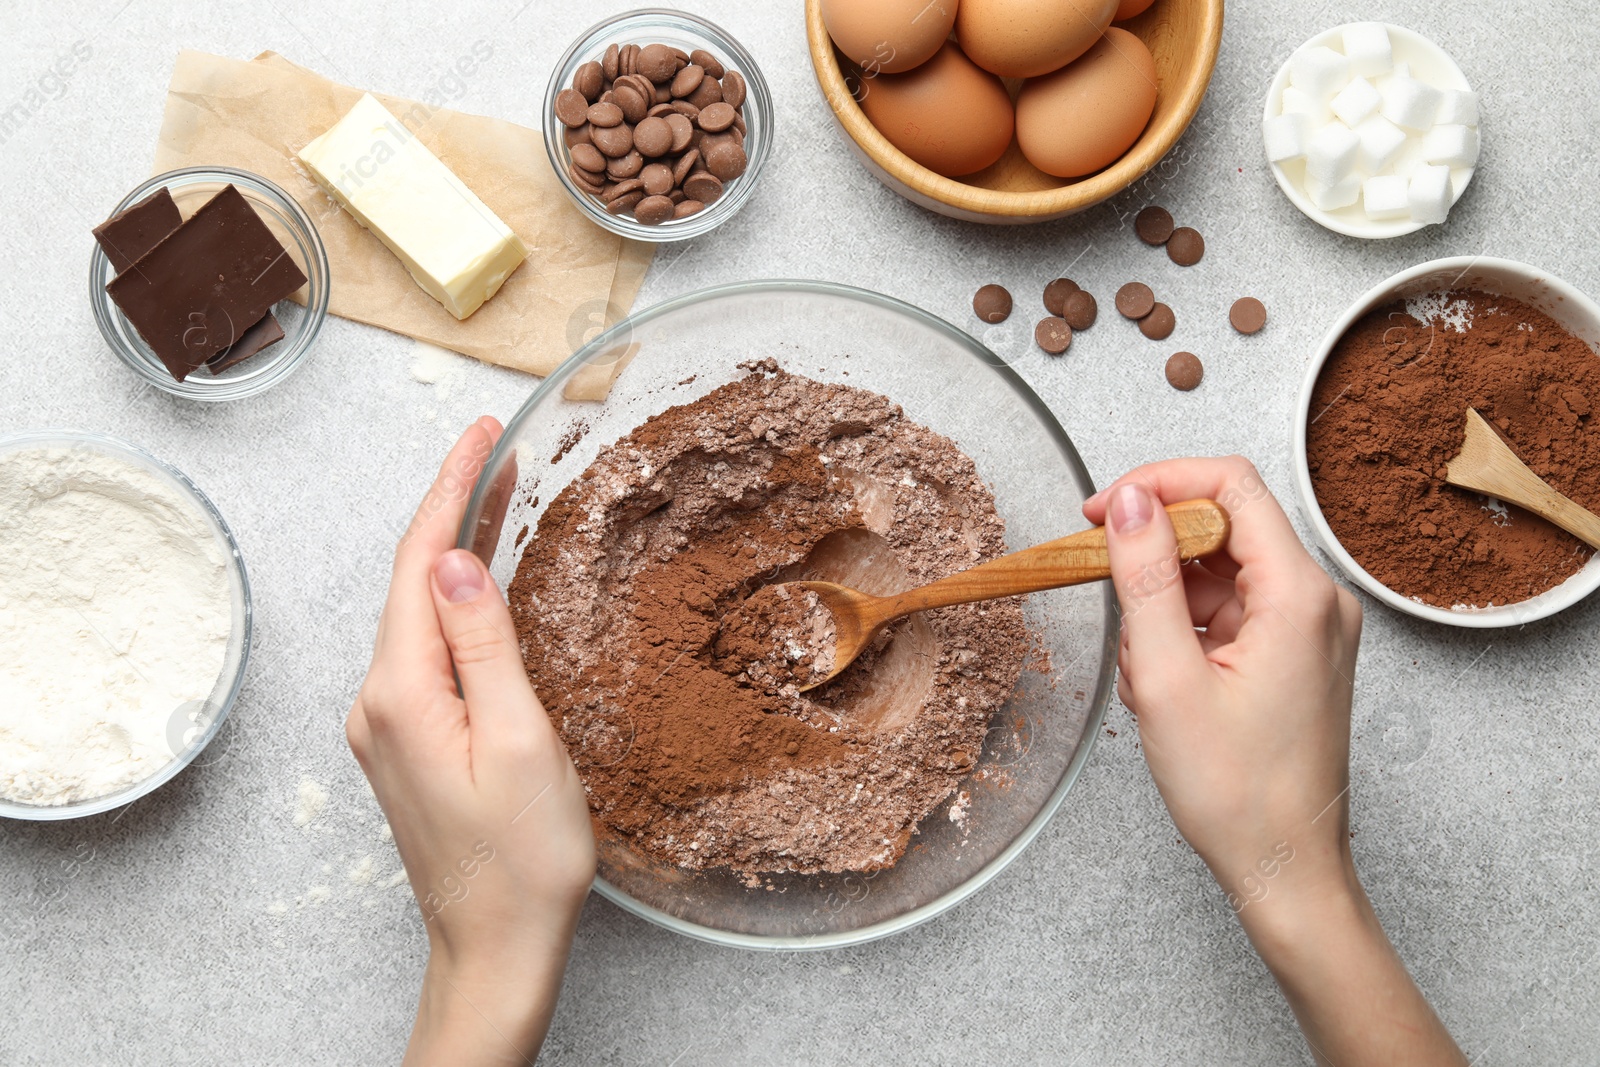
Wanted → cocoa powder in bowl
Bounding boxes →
[509,365,1027,878]
[1306,289,1600,609]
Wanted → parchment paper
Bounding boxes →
[153,50,653,378]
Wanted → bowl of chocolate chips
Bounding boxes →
[544,10,772,241]
[460,280,1117,949]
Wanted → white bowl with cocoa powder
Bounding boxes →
[1293,256,1600,627]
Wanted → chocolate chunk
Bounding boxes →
[1035,317,1072,355]
[105,184,306,382]
[207,311,285,372]
[1063,290,1098,330]
[1230,297,1268,334]
[1167,227,1205,266]
[1043,277,1079,316]
[1135,206,1175,246]
[973,284,1013,324]
[1166,351,1204,391]
[1115,282,1155,320]
[1140,303,1176,340]
[93,188,183,274]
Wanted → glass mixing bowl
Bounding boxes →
[459,281,1115,949]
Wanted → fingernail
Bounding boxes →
[435,550,486,603]
[1110,484,1154,534]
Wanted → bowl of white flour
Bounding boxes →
[0,431,251,819]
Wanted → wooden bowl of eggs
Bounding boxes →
[805,0,1224,224]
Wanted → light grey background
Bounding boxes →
[1,1,1595,1063]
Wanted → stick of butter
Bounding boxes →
[298,94,528,321]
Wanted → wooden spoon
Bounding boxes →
[787,499,1230,692]
[1444,409,1600,550]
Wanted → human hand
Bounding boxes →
[1085,457,1463,1066]
[348,417,595,1065]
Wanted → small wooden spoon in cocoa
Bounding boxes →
[782,499,1230,692]
[1444,408,1600,550]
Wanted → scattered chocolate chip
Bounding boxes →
[1166,351,1204,390]
[1139,302,1176,340]
[1116,282,1156,320]
[1062,290,1098,330]
[1135,206,1175,245]
[1035,317,1073,355]
[1167,227,1205,266]
[973,284,1013,324]
[1230,297,1268,334]
[1043,278,1079,316]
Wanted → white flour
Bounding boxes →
[0,445,231,805]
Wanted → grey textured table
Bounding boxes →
[3,1,1598,1063]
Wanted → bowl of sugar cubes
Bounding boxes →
[1262,23,1480,238]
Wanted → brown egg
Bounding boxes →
[859,42,1015,177]
[1115,0,1157,19]
[955,0,1119,79]
[820,0,961,75]
[1015,27,1157,178]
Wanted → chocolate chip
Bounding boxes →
[606,190,645,215]
[671,64,705,99]
[591,123,634,158]
[1139,303,1176,340]
[640,162,675,196]
[721,70,748,111]
[563,124,593,147]
[1135,206,1175,245]
[705,140,747,181]
[605,150,644,180]
[587,101,624,128]
[569,165,605,195]
[665,112,695,153]
[602,43,620,81]
[1115,282,1155,320]
[555,89,590,127]
[604,178,645,203]
[683,170,724,204]
[633,116,674,157]
[1166,352,1204,391]
[570,143,606,174]
[673,149,702,187]
[1035,317,1073,355]
[635,194,676,225]
[1167,227,1205,266]
[686,76,723,110]
[973,284,1013,324]
[699,101,737,133]
[1230,297,1267,334]
[675,199,705,219]
[691,49,725,79]
[1063,290,1098,330]
[575,61,605,102]
[614,84,648,125]
[1043,278,1079,316]
[638,43,678,83]
[619,44,640,77]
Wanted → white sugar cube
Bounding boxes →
[1305,122,1361,185]
[1281,86,1332,126]
[1436,89,1480,126]
[1289,46,1351,99]
[1362,174,1411,220]
[1263,112,1310,162]
[1331,77,1381,126]
[1342,23,1394,78]
[1392,61,1411,79]
[1408,163,1453,224]
[1354,114,1408,173]
[1381,76,1442,130]
[1421,124,1480,168]
[1307,174,1362,211]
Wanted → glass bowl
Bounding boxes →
[0,431,252,820]
[89,167,330,402]
[459,280,1115,949]
[542,9,773,242]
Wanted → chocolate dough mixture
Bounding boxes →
[510,364,1026,876]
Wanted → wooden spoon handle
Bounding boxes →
[873,499,1230,622]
